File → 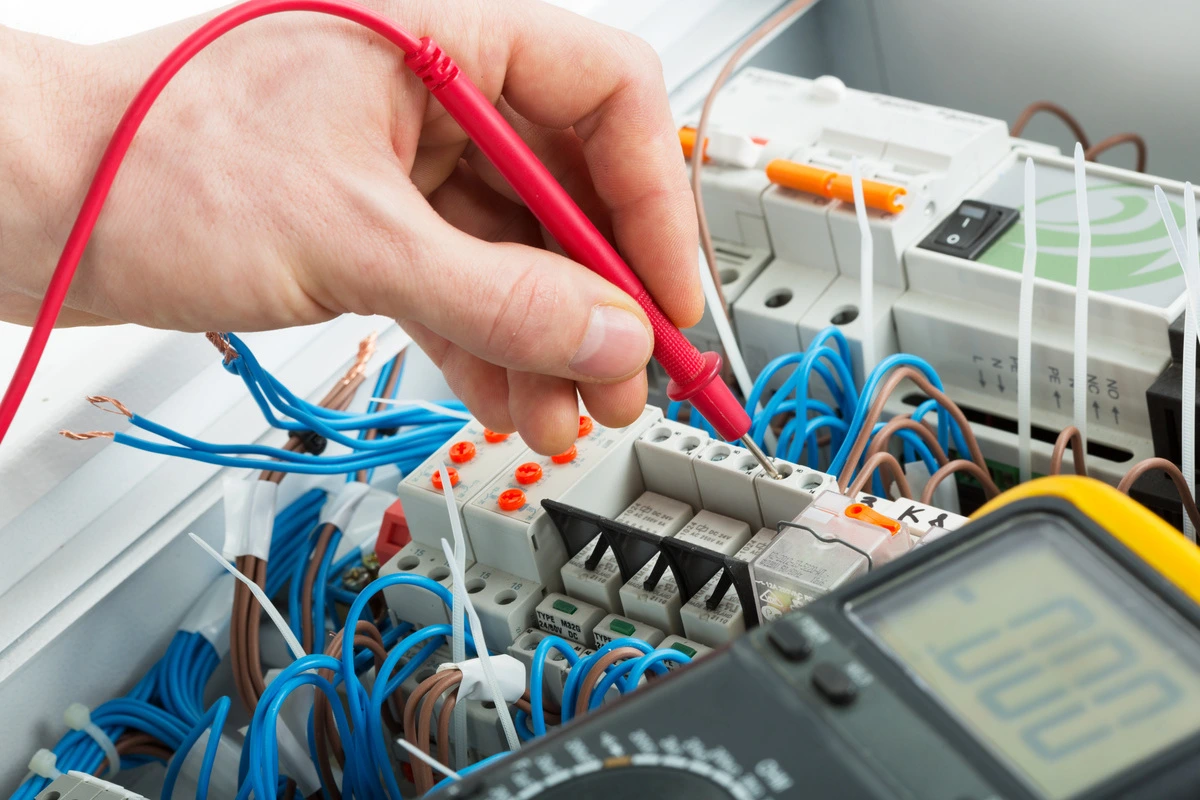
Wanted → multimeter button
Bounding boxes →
[767,624,812,662]
[811,662,857,706]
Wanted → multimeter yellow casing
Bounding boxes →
[973,475,1200,606]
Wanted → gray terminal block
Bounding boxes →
[560,490,694,613]
[633,420,710,510]
[659,635,714,668]
[508,627,593,708]
[680,525,774,648]
[535,592,607,647]
[379,540,461,628]
[754,461,838,529]
[395,420,529,561]
[693,441,767,530]
[461,562,545,651]
[35,774,147,800]
[592,613,665,649]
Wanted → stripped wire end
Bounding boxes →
[59,430,114,441]
[204,331,238,364]
[87,395,133,418]
[339,332,378,386]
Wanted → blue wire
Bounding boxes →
[429,752,510,792]
[622,649,692,688]
[529,637,580,736]
[160,696,231,800]
[312,529,342,644]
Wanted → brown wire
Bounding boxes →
[1011,101,1091,148]
[836,367,993,495]
[574,647,645,718]
[90,733,175,777]
[1049,425,1088,477]
[1085,132,1147,172]
[1117,457,1200,532]
[919,459,1000,505]
[692,0,816,326]
[404,671,463,794]
[436,687,460,768]
[301,523,339,653]
[863,416,949,468]
[845,452,914,500]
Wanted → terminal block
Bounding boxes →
[35,774,146,799]
[592,613,665,649]
[395,420,528,560]
[681,527,777,647]
[463,407,663,587]
[634,419,710,510]
[379,540,461,628]
[507,627,593,708]
[560,491,693,612]
[461,563,545,651]
[751,491,913,621]
[659,635,713,668]
[535,593,607,647]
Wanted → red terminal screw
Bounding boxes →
[578,416,593,438]
[448,441,476,464]
[483,429,509,443]
[498,488,526,511]
[551,445,577,464]
[430,467,459,490]
[514,462,543,485]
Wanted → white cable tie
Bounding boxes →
[64,703,120,779]
[437,540,520,751]
[396,739,461,782]
[849,157,876,376]
[1154,184,1200,543]
[439,464,470,767]
[27,749,62,781]
[221,476,278,561]
[1185,187,1199,541]
[365,398,473,420]
[696,245,754,400]
[1017,157,1038,484]
[437,655,526,704]
[188,533,306,660]
[1071,142,1091,461]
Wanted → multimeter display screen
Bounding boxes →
[855,513,1200,799]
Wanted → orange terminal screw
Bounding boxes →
[448,441,476,464]
[551,445,577,464]
[577,416,594,438]
[483,429,509,443]
[431,467,459,490]
[514,462,543,485]
[498,488,526,511]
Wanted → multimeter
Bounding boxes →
[442,477,1200,799]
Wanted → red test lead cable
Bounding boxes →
[0,0,775,476]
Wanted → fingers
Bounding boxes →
[495,1,702,329]
[578,371,648,429]
[507,371,579,455]
[362,202,653,384]
[401,319,515,433]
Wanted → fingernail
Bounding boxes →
[569,305,651,380]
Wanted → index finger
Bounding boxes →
[494,1,703,330]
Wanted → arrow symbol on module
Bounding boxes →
[979,369,987,388]
[997,374,1005,393]
[1092,400,1100,420]
[1113,406,1120,425]
[1053,390,1061,409]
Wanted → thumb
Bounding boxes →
[386,222,654,384]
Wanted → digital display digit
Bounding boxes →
[853,514,1200,799]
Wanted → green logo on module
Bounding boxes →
[976,183,1185,293]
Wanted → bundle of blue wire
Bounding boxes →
[668,327,969,490]
[102,334,466,477]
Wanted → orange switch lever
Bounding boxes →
[830,174,906,214]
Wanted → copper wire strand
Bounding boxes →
[574,646,645,718]
[1011,101,1091,148]
[1049,425,1088,477]
[836,366,995,496]
[86,395,133,417]
[59,429,114,440]
[1117,457,1200,532]
[205,331,237,363]
[845,451,914,500]
[1085,132,1147,172]
[692,0,816,326]
[919,459,1000,505]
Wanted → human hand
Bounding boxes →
[0,0,701,454]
